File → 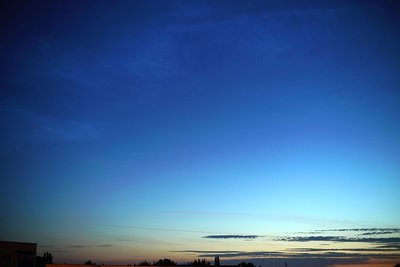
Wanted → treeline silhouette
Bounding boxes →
[135,259,209,266]
[132,258,254,267]
[40,252,400,267]
[136,259,177,266]
[80,258,255,267]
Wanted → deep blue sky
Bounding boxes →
[1,1,400,266]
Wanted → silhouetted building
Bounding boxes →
[0,241,37,267]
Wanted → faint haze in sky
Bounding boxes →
[0,0,399,266]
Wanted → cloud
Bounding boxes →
[280,236,400,244]
[198,252,281,258]
[360,230,400,236]
[172,250,241,253]
[172,250,280,258]
[203,235,262,240]
[223,257,369,267]
[310,228,400,233]
[377,244,400,250]
[173,249,400,260]
[172,227,400,266]
[97,223,229,234]
[69,244,112,248]
[289,247,400,252]
[296,252,400,259]
[30,115,100,142]
[9,106,100,143]
[174,249,400,259]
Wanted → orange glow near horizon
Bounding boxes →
[333,258,399,267]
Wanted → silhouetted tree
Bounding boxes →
[154,259,177,266]
[138,261,151,266]
[85,260,95,265]
[43,252,53,264]
[191,259,210,266]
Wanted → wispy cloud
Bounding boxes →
[172,250,241,254]
[185,228,400,262]
[280,236,400,243]
[289,247,400,252]
[96,223,232,234]
[30,115,100,142]
[294,252,400,259]
[10,106,100,143]
[199,251,282,258]
[377,243,400,249]
[69,244,112,248]
[203,235,262,240]
[360,230,400,236]
[172,250,280,258]
[302,228,400,234]
[173,249,400,260]
[225,257,370,267]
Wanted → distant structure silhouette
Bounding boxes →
[214,257,220,267]
[0,241,36,267]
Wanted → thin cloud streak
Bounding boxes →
[203,235,262,240]
[69,244,113,248]
[280,236,400,243]
[296,228,400,235]
[310,228,400,233]
[378,244,400,249]
[173,249,400,259]
[289,247,400,252]
[361,230,400,236]
[171,250,241,253]
[95,224,234,235]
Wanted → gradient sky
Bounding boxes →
[1,1,400,266]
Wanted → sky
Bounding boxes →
[1,0,400,266]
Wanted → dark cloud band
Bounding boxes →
[279,236,400,243]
